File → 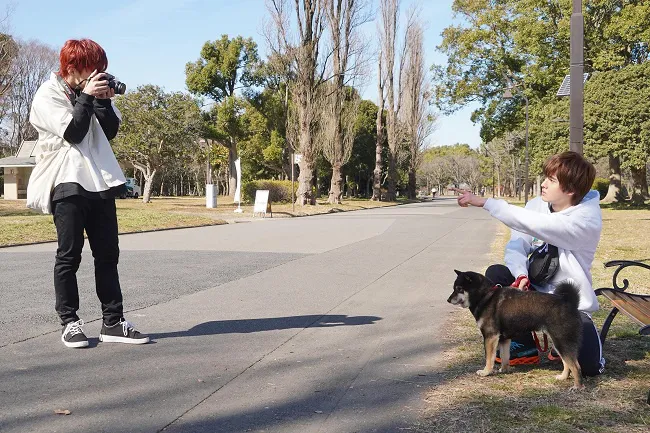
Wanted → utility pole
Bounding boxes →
[569,0,584,154]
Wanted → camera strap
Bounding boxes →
[54,73,78,106]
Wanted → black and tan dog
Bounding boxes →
[447,270,584,389]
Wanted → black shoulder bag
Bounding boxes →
[528,243,559,286]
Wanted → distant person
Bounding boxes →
[431,188,437,198]
[451,151,605,376]
[27,39,149,348]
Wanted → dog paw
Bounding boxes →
[498,366,509,374]
[555,373,569,381]
[476,368,493,377]
[569,384,585,392]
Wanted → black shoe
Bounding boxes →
[61,319,89,348]
[99,319,150,344]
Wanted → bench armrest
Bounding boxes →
[597,260,650,292]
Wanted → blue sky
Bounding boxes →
[7,0,481,148]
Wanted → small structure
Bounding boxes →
[0,141,38,200]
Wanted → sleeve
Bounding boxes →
[62,93,95,144]
[93,98,120,140]
[29,87,75,140]
[504,229,533,279]
[483,198,601,251]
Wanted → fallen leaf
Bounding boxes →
[54,409,71,415]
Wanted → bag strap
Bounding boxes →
[532,331,549,352]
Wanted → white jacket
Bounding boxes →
[27,72,125,214]
[483,190,602,313]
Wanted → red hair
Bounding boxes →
[58,39,108,77]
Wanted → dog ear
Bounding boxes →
[454,269,463,276]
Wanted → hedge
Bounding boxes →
[242,180,297,204]
[592,177,609,200]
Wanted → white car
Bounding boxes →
[122,177,141,199]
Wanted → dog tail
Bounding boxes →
[554,281,580,310]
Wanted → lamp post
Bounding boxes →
[570,0,584,154]
[503,86,530,204]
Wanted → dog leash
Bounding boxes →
[532,331,549,353]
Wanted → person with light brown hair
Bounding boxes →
[28,39,148,348]
[452,151,605,376]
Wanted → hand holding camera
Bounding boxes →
[83,70,126,99]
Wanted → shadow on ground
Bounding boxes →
[149,314,383,339]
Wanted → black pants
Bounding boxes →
[486,264,605,377]
[52,195,123,326]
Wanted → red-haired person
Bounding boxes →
[452,151,605,377]
[27,39,148,348]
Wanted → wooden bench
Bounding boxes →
[594,260,650,346]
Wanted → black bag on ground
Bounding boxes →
[528,243,559,285]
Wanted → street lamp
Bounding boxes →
[570,0,584,155]
[503,85,530,205]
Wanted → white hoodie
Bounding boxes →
[27,72,126,214]
[483,190,602,314]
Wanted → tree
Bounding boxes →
[322,0,370,203]
[371,56,386,201]
[113,85,203,203]
[0,6,17,100]
[434,0,650,200]
[378,0,404,201]
[585,63,650,205]
[5,40,58,152]
[347,99,380,197]
[401,16,435,199]
[266,0,328,206]
[185,35,260,196]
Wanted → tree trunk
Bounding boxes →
[142,171,156,203]
[630,165,647,205]
[407,169,416,199]
[372,60,385,201]
[295,156,315,205]
[386,149,397,201]
[601,153,624,203]
[132,162,156,203]
[328,164,343,204]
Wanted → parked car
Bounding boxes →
[119,177,141,199]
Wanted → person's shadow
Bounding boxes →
[149,314,382,340]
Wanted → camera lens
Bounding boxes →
[114,81,126,94]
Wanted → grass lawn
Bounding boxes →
[0,195,402,247]
[417,205,650,433]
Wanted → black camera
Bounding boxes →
[104,73,126,95]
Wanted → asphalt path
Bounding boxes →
[0,198,496,433]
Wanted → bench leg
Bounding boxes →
[599,307,619,347]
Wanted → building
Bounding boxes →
[0,140,37,200]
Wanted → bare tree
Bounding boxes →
[0,4,17,99]
[400,16,435,199]
[322,0,370,204]
[6,40,58,152]
[379,0,409,201]
[371,56,385,201]
[266,0,327,205]
[319,85,359,200]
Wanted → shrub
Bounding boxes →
[592,177,609,200]
[242,180,297,203]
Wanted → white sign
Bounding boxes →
[253,190,272,217]
[205,184,217,208]
[293,153,302,164]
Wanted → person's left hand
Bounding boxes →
[450,188,487,208]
